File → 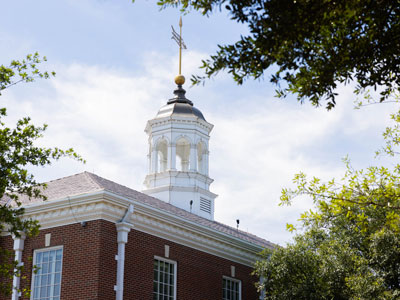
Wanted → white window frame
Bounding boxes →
[153,255,177,300]
[223,276,242,300]
[30,246,64,300]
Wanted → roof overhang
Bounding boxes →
[3,190,270,266]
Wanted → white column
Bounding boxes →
[166,144,171,170]
[11,233,26,300]
[189,144,197,171]
[114,204,134,300]
[115,222,133,300]
[147,153,151,173]
[170,143,176,170]
[204,150,209,176]
[151,147,158,173]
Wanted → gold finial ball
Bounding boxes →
[174,74,185,85]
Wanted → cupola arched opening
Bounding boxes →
[156,139,168,173]
[176,137,190,172]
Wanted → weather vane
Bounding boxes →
[171,16,187,85]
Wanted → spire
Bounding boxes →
[169,16,192,105]
[167,85,193,105]
[144,17,217,220]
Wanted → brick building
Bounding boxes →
[0,78,273,300]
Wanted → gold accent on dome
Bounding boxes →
[175,75,185,85]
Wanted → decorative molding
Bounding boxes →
[143,184,217,199]
[11,190,267,266]
[144,170,215,186]
[147,115,214,133]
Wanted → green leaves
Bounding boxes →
[158,0,400,109]
[255,95,400,298]
[0,52,55,95]
[0,54,83,296]
[0,109,84,211]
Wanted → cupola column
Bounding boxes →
[169,143,176,170]
[147,152,151,173]
[151,145,158,173]
[204,150,210,176]
[190,144,197,172]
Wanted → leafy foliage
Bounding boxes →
[0,54,83,296]
[254,95,400,299]
[0,52,55,96]
[158,0,400,109]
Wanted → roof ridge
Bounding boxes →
[45,171,91,184]
[212,220,273,246]
[82,171,106,190]
[83,172,138,195]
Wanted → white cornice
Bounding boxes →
[10,191,269,266]
[146,116,214,133]
[142,185,218,199]
[145,170,213,182]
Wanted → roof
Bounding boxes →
[14,172,273,249]
[154,84,206,121]
[156,102,205,121]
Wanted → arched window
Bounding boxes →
[157,139,168,172]
[176,137,190,172]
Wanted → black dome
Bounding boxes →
[155,84,206,121]
[156,102,205,121]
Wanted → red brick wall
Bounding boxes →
[0,220,115,300]
[123,228,259,300]
[0,219,259,300]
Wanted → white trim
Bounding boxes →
[11,233,26,300]
[12,190,271,266]
[115,204,134,300]
[30,246,64,300]
[164,245,170,258]
[153,256,177,300]
[146,116,214,134]
[143,183,216,197]
[230,265,235,278]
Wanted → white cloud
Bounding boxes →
[2,49,398,246]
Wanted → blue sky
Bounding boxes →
[1,0,397,245]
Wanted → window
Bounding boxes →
[223,277,241,300]
[153,256,176,300]
[31,247,63,300]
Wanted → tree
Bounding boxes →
[0,53,83,296]
[254,94,400,299]
[158,0,400,109]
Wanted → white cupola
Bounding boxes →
[143,77,217,220]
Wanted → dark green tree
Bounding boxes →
[158,0,400,109]
[0,53,83,296]
[254,94,400,299]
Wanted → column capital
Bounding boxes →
[116,222,133,244]
[12,233,26,251]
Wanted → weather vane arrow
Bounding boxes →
[171,16,187,77]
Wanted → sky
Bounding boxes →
[1,0,398,245]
